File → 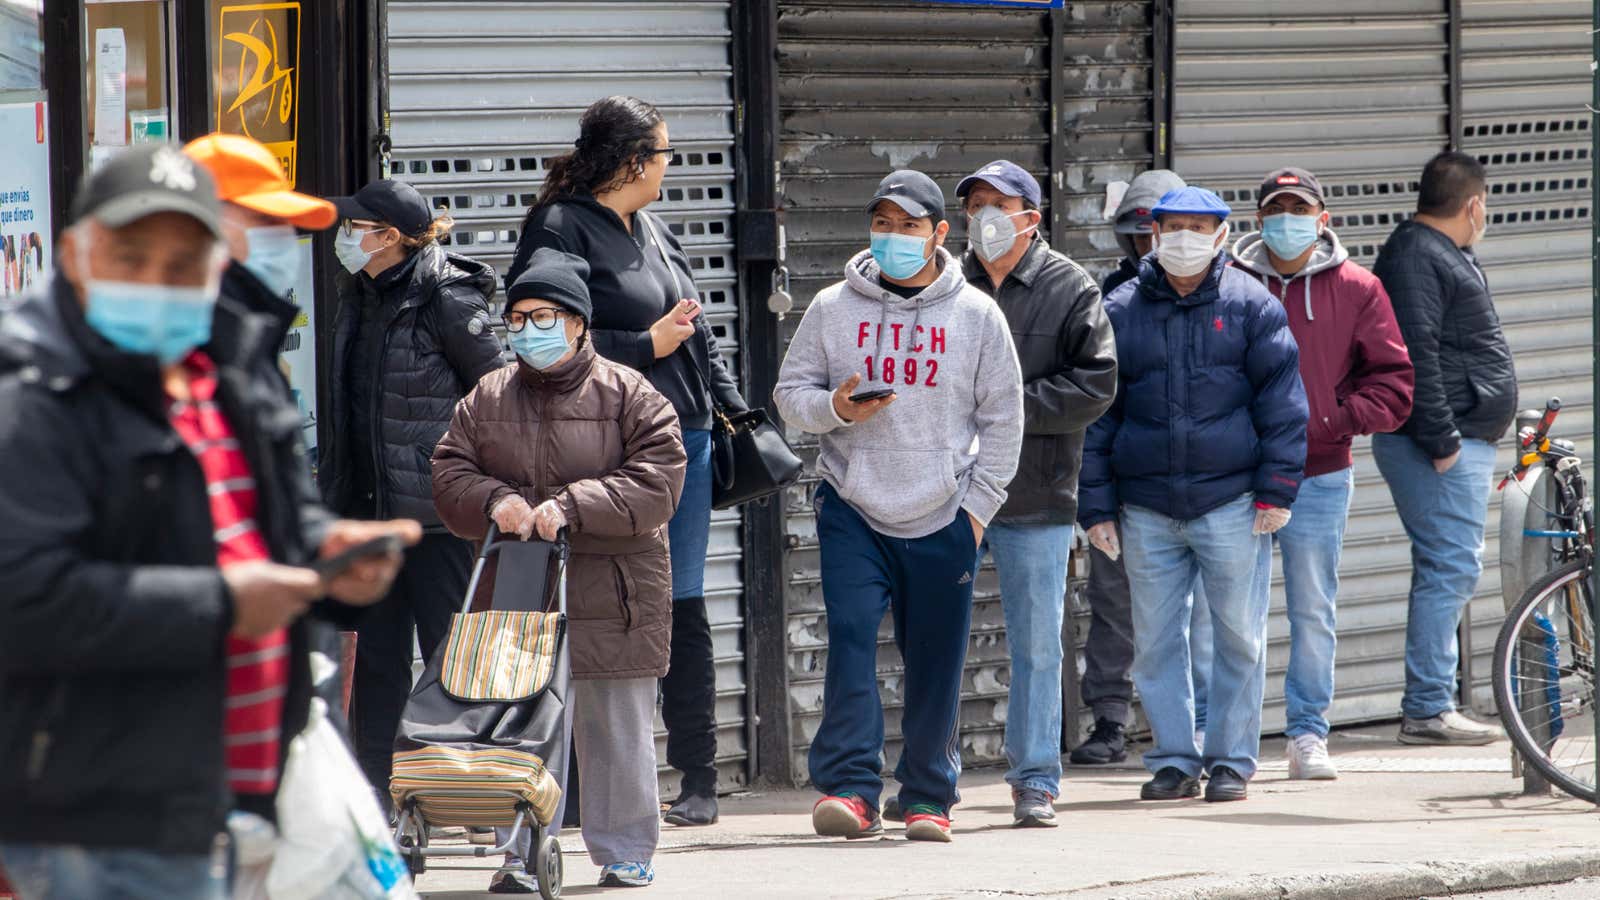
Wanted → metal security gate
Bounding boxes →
[1458,0,1593,709]
[1173,1,1455,731]
[775,0,1156,783]
[384,0,751,793]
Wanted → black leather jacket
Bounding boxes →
[964,238,1118,525]
[321,243,504,526]
[1373,221,1517,458]
[0,272,339,853]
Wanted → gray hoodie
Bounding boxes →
[1230,226,1348,321]
[1112,169,1186,260]
[774,247,1024,539]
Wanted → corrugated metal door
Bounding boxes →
[1458,0,1593,708]
[776,0,1155,782]
[1172,1,1455,730]
[384,0,751,793]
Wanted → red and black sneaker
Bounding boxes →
[903,803,952,843]
[812,792,883,839]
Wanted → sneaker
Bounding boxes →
[881,796,903,823]
[1069,719,1127,765]
[1204,765,1249,803]
[599,861,655,888]
[1140,766,1201,801]
[812,793,882,839]
[489,868,538,894]
[1398,710,1504,746]
[662,792,719,827]
[1011,788,1058,828]
[1286,733,1338,780]
[903,803,952,843]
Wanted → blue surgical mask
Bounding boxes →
[870,231,933,280]
[509,325,572,370]
[243,225,302,297]
[1259,213,1321,260]
[84,280,217,365]
[334,228,375,274]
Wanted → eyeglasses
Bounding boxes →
[646,147,676,159]
[503,308,568,333]
[339,220,384,238]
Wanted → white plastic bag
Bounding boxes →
[266,699,419,900]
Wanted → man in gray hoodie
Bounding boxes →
[775,170,1024,844]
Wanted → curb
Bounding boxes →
[1091,848,1600,900]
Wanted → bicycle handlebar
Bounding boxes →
[1499,397,1562,489]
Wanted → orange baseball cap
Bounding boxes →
[183,133,337,230]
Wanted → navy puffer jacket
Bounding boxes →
[1079,253,1308,526]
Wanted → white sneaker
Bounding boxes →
[1286,733,1337,780]
[1398,710,1504,746]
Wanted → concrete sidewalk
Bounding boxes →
[414,725,1600,899]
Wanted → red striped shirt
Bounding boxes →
[168,352,289,796]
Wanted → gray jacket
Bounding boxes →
[774,247,1024,539]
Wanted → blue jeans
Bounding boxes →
[1122,494,1272,778]
[1190,582,1212,735]
[809,482,979,812]
[1372,434,1498,719]
[1275,466,1355,737]
[668,429,712,600]
[0,843,226,900]
[984,522,1074,796]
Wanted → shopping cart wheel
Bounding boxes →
[531,833,561,899]
[398,833,426,877]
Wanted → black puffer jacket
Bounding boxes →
[1373,221,1517,458]
[964,238,1117,525]
[321,242,504,526]
[0,274,338,854]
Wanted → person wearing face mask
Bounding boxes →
[1079,185,1307,805]
[320,178,505,806]
[944,160,1115,827]
[774,170,1023,844]
[1231,168,1415,779]
[433,247,686,891]
[506,96,749,829]
[0,145,417,900]
[1370,151,1517,747]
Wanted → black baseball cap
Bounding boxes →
[331,179,434,237]
[1258,167,1325,208]
[68,144,223,239]
[866,170,945,222]
[955,160,1043,208]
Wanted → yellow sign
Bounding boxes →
[214,2,300,184]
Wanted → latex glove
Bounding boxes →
[1253,506,1292,535]
[1087,522,1120,562]
[491,494,537,540]
[531,499,568,542]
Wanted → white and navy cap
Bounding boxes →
[955,160,1042,208]
[866,170,945,222]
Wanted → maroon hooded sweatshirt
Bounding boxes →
[1232,227,1415,477]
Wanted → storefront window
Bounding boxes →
[0,0,48,301]
[83,0,175,168]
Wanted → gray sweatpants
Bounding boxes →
[501,677,660,867]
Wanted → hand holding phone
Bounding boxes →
[832,374,897,424]
[312,534,405,580]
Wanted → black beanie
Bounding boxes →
[507,247,592,321]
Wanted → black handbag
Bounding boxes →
[640,212,803,509]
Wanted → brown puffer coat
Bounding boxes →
[432,341,686,679]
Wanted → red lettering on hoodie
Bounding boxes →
[890,322,904,350]
[930,327,946,355]
[910,325,925,353]
[857,321,871,349]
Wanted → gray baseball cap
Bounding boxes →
[68,144,223,239]
[866,170,945,222]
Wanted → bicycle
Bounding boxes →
[1491,397,1598,802]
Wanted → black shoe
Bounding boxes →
[1069,719,1128,765]
[663,791,719,826]
[1204,765,1249,802]
[1140,767,1201,801]
[881,796,903,823]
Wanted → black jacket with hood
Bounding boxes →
[321,242,504,526]
[1372,220,1517,458]
[0,271,343,854]
[964,237,1117,525]
[507,195,747,430]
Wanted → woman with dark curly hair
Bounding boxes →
[507,96,745,829]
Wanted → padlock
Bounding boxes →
[767,267,794,318]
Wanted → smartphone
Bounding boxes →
[312,534,405,580]
[848,388,896,404]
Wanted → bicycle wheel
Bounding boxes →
[1492,559,1598,802]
